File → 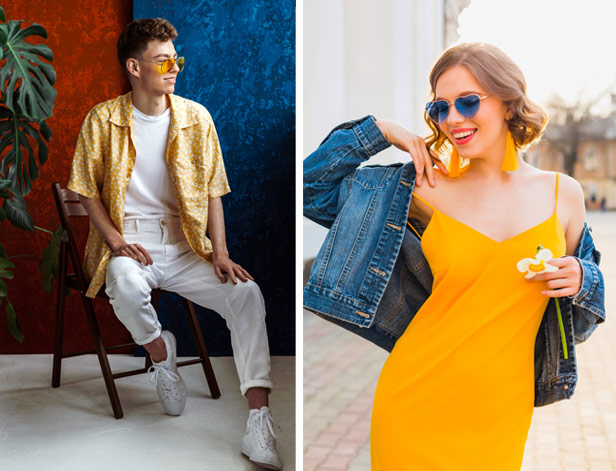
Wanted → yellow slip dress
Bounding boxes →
[370,173,566,470]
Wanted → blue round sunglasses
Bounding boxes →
[426,94,489,124]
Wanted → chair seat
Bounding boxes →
[65,274,109,299]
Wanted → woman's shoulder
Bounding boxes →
[530,170,586,243]
[410,167,456,220]
[555,171,584,202]
[555,172,586,229]
[522,168,584,203]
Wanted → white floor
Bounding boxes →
[0,355,295,471]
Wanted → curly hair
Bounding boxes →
[117,18,178,75]
[424,43,548,157]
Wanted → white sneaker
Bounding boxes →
[147,331,187,416]
[241,406,283,470]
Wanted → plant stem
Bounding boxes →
[34,225,52,234]
[7,254,40,260]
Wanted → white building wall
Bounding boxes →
[303,0,465,260]
[303,0,446,164]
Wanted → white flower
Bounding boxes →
[516,248,558,279]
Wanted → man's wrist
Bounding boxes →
[107,234,126,252]
[212,248,229,259]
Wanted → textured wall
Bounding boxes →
[1,0,295,356]
[135,0,296,355]
[0,1,134,354]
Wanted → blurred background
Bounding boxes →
[303,1,616,470]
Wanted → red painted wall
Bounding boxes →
[0,1,133,353]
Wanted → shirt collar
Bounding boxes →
[108,91,199,130]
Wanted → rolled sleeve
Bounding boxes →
[205,120,231,199]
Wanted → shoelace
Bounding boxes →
[251,409,283,449]
[147,362,180,399]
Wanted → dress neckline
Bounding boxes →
[423,208,564,245]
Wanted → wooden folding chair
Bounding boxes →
[50,182,220,419]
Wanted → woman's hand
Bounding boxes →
[376,119,448,186]
[532,256,582,297]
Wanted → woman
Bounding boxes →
[303,43,605,470]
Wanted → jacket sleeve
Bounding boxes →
[303,116,391,228]
[571,222,605,344]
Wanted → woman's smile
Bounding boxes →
[451,127,477,145]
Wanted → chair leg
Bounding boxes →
[80,295,124,419]
[51,239,68,388]
[183,298,221,399]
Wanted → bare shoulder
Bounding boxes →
[551,171,586,253]
[556,172,585,213]
[410,168,454,221]
[413,167,451,197]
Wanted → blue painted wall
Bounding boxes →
[134,0,295,356]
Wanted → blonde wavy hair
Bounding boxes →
[424,43,548,156]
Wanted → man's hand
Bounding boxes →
[111,241,153,266]
[375,119,448,187]
[77,195,153,266]
[531,256,583,297]
[212,252,254,284]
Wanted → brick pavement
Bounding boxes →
[303,211,616,470]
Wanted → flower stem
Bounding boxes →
[555,298,568,359]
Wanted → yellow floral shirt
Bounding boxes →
[67,92,231,297]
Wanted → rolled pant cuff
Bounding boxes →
[135,327,162,346]
[241,379,274,397]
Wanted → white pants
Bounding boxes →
[104,217,272,396]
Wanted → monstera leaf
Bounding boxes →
[0,106,51,196]
[0,20,56,121]
[0,7,56,343]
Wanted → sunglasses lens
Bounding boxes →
[455,95,481,119]
[159,58,173,74]
[177,57,185,72]
[426,101,449,124]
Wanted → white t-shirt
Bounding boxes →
[124,105,180,219]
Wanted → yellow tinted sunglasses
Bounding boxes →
[140,56,185,74]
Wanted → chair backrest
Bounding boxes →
[51,183,91,292]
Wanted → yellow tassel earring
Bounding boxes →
[448,146,461,177]
[502,131,518,171]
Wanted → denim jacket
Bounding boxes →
[303,116,606,407]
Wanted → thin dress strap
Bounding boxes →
[554,173,559,213]
[411,192,436,211]
[407,192,436,240]
[406,220,422,239]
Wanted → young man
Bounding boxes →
[68,18,283,470]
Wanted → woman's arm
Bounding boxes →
[303,116,446,228]
[304,116,391,227]
[534,174,593,298]
[375,119,448,187]
[561,174,587,257]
